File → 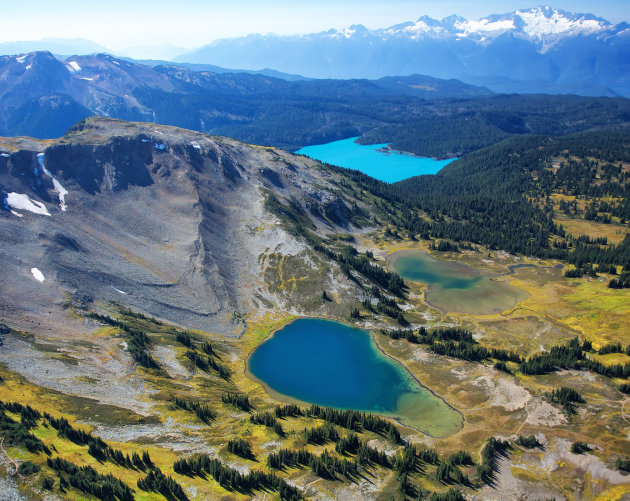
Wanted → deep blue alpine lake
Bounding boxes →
[248,318,462,437]
[296,137,456,183]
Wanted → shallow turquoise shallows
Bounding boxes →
[390,251,484,290]
[296,137,456,183]
[248,318,462,437]
[389,250,528,315]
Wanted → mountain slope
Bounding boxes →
[0,52,159,137]
[0,51,493,143]
[176,6,630,96]
[1,51,629,160]
[0,117,372,338]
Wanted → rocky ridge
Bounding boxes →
[0,117,366,339]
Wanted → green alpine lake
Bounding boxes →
[389,249,528,315]
[296,137,456,183]
[248,318,463,438]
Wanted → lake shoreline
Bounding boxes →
[369,330,465,437]
[244,316,463,438]
[295,137,456,183]
[387,248,528,315]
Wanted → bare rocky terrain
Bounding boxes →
[0,117,363,339]
[0,117,373,428]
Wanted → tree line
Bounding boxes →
[381,328,630,384]
[172,453,300,500]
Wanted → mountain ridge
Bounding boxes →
[0,51,495,143]
[175,6,630,96]
[0,116,372,338]
[1,51,629,161]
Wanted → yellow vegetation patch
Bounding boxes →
[555,215,629,244]
[594,484,630,501]
[503,271,630,349]
[590,352,630,366]
[511,465,544,483]
[244,311,295,350]
[560,282,630,346]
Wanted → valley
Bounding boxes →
[0,114,628,500]
[2,51,630,158]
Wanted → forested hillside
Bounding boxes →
[2,53,629,160]
[331,128,630,269]
[356,95,630,158]
[137,79,630,156]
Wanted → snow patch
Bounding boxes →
[0,153,9,157]
[10,210,23,218]
[30,268,45,282]
[37,153,68,211]
[79,76,94,81]
[402,20,447,39]
[112,287,127,295]
[15,55,27,63]
[25,64,32,71]
[154,143,165,150]
[516,8,604,38]
[66,61,81,72]
[141,139,149,143]
[191,141,201,149]
[5,192,50,216]
[455,18,514,36]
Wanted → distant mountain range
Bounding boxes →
[128,59,311,82]
[0,7,627,97]
[0,51,494,142]
[0,50,629,158]
[175,6,630,96]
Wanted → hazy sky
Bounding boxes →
[2,0,628,51]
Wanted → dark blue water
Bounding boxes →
[248,318,463,437]
[249,318,409,412]
[296,137,456,183]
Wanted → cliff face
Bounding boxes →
[0,117,364,337]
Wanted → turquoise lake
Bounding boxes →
[389,250,527,315]
[296,137,456,183]
[248,318,462,437]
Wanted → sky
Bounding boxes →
[1,0,628,54]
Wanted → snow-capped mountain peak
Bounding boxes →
[453,17,515,38]
[175,6,629,95]
[514,6,608,38]
[441,6,612,49]
[320,7,613,49]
